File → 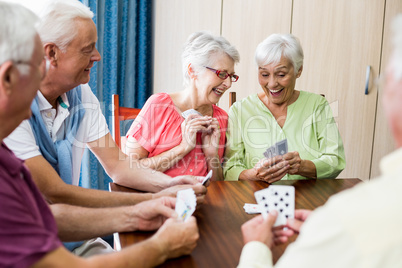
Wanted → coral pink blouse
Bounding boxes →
[126,93,228,177]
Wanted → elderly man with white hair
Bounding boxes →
[0,2,199,267]
[238,14,402,268]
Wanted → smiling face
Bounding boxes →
[258,55,302,106]
[194,52,235,105]
[52,17,100,90]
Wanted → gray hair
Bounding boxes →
[182,31,240,86]
[255,33,304,74]
[37,0,93,52]
[391,14,402,81]
[0,2,39,74]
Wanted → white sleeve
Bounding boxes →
[3,120,41,160]
[238,241,273,268]
[79,84,109,143]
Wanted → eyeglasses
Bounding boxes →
[205,66,239,82]
[16,57,50,79]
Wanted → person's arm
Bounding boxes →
[125,115,212,173]
[25,155,155,207]
[50,197,178,241]
[32,217,199,268]
[88,133,201,191]
[238,212,278,268]
[201,117,224,181]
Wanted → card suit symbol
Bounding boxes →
[280,209,283,212]
[275,192,278,195]
[285,203,289,207]
[280,198,283,202]
[285,215,289,218]
[262,196,265,200]
[274,203,278,207]
[265,204,268,207]
[285,192,289,196]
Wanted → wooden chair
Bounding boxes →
[229,92,236,107]
[112,94,141,149]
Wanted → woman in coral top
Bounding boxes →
[125,31,240,181]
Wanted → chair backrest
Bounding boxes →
[112,94,141,149]
[229,92,236,107]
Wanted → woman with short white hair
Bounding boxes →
[126,31,240,181]
[224,33,345,182]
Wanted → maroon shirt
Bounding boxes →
[0,142,61,267]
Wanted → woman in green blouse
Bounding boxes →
[223,34,346,182]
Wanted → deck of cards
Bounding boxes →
[263,139,288,159]
[181,109,202,119]
[175,188,197,222]
[254,185,295,227]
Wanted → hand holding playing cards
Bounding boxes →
[155,183,207,205]
[241,211,291,249]
[282,151,302,175]
[253,156,290,183]
[201,117,220,158]
[180,114,212,153]
[286,209,312,233]
[129,197,177,231]
[151,216,199,260]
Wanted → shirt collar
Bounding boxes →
[379,147,402,177]
[37,91,70,111]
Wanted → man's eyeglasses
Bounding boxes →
[16,57,50,79]
[205,66,239,82]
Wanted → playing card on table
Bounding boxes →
[181,109,202,119]
[254,185,295,227]
[243,203,262,214]
[175,188,197,222]
[275,139,288,156]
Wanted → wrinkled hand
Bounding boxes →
[180,114,212,153]
[241,211,279,250]
[253,156,290,183]
[285,209,312,234]
[201,118,220,159]
[130,197,177,231]
[155,183,207,205]
[152,216,199,259]
[282,151,302,175]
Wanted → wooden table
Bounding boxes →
[110,178,361,267]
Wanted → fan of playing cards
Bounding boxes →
[253,185,295,227]
[175,188,197,222]
[263,139,288,159]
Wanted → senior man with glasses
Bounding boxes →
[4,0,207,255]
[125,31,240,182]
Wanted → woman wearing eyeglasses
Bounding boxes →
[125,31,240,181]
[224,33,345,183]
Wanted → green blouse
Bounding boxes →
[223,91,346,181]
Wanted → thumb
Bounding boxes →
[155,204,178,219]
[266,210,278,227]
[286,218,303,233]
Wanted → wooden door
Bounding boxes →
[153,0,222,94]
[370,0,402,178]
[219,0,293,111]
[291,0,385,180]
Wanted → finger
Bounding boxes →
[266,210,278,227]
[258,161,289,179]
[152,201,178,218]
[286,218,304,233]
[267,169,288,183]
[294,209,312,221]
[274,236,289,245]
